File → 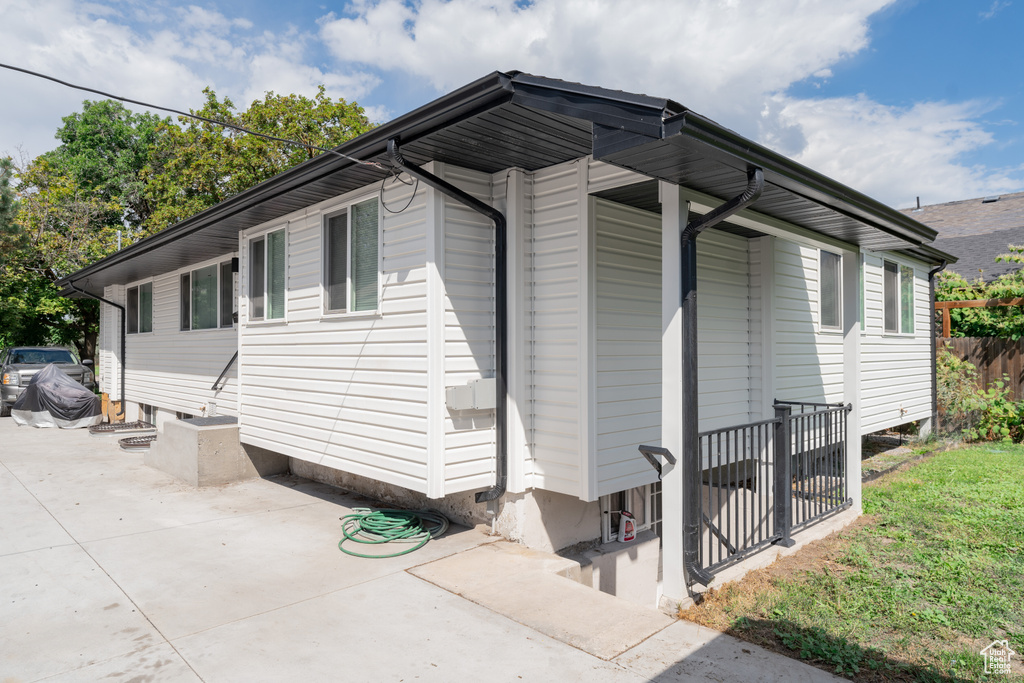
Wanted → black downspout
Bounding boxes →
[928,260,948,435]
[68,281,125,419]
[387,139,507,503]
[681,168,764,588]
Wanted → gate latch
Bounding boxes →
[637,445,676,480]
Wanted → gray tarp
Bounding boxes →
[11,364,102,429]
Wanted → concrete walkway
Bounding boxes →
[0,417,839,682]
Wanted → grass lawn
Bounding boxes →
[680,444,1024,681]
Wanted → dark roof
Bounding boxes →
[932,228,1024,281]
[59,71,952,295]
[901,191,1024,281]
[900,190,1024,238]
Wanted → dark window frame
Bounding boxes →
[179,260,236,332]
[126,282,152,334]
[248,227,285,321]
[322,197,380,315]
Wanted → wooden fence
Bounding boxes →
[937,337,1024,400]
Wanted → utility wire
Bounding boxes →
[0,61,386,170]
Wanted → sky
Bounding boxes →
[0,0,1022,210]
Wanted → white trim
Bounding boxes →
[759,236,776,419]
[659,180,687,605]
[842,245,863,509]
[425,163,447,499]
[578,161,596,501]
[505,168,529,494]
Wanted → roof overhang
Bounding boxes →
[59,71,951,296]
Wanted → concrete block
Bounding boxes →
[582,529,660,608]
[146,419,285,487]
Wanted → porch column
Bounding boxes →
[842,249,863,509]
[660,182,688,606]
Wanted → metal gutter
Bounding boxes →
[67,281,125,419]
[663,111,939,249]
[681,168,764,588]
[386,139,508,503]
[57,72,517,291]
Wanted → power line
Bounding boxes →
[0,61,386,170]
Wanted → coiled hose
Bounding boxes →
[338,508,449,558]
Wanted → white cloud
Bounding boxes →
[0,0,374,158]
[317,0,1022,206]
[980,1,1011,20]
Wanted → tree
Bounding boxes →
[144,86,374,230]
[935,263,1024,340]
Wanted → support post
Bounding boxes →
[773,402,795,547]
[659,182,688,605]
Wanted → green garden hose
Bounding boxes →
[338,507,449,558]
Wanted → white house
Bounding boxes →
[60,72,953,605]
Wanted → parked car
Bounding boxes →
[0,346,95,417]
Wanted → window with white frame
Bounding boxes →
[819,250,842,331]
[180,260,235,331]
[324,198,380,314]
[883,260,915,334]
[249,228,286,321]
[126,282,152,334]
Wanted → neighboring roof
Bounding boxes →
[901,191,1024,280]
[59,71,952,295]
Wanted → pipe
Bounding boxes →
[386,139,508,503]
[680,167,764,588]
[68,281,125,418]
[928,260,948,435]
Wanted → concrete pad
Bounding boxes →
[614,620,843,682]
[83,500,493,639]
[0,466,74,556]
[0,544,164,682]
[174,572,643,682]
[40,643,201,683]
[410,541,674,660]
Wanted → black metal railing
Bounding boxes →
[694,400,852,577]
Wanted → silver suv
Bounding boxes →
[0,347,95,417]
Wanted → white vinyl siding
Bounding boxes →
[100,257,239,417]
[99,284,124,398]
[696,231,753,432]
[593,199,661,495]
[441,165,496,493]
[860,254,932,433]
[528,161,585,496]
[773,240,845,405]
[238,180,434,493]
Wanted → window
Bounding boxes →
[324,198,380,314]
[883,260,915,334]
[126,282,152,334]
[819,250,842,330]
[249,228,285,320]
[180,260,235,331]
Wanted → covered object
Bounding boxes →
[12,364,102,429]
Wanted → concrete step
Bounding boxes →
[409,541,674,660]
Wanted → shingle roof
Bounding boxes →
[900,191,1024,280]
[900,191,1024,237]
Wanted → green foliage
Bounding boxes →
[962,379,1024,442]
[143,86,374,231]
[935,268,1024,339]
[685,445,1024,681]
[1,84,373,357]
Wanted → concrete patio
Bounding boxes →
[0,416,839,682]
